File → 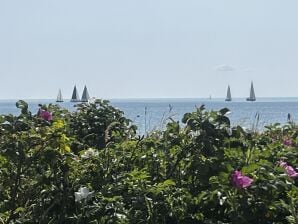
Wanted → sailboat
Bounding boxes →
[70,85,80,102]
[81,85,90,102]
[225,85,232,101]
[56,89,63,102]
[246,82,256,101]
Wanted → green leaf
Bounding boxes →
[219,108,230,116]
[242,164,259,174]
[16,100,29,114]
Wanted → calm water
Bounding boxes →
[1,98,298,134]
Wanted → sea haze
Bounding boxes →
[1,98,298,134]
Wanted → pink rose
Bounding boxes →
[285,165,298,178]
[283,139,293,146]
[231,170,253,189]
[279,161,298,178]
[40,110,53,121]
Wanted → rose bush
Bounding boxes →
[0,100,297,223]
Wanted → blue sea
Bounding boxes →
[1,98,298,134]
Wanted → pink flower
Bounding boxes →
[283,139,293,146]
[40,110,53,121]
[279,161,298,178]
[285,166,298,178]
[278,161,288,168]
[231,170,253,189]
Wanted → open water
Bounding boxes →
[1,98,298,134]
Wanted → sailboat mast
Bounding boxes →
[81,85,90,102]
[56,89,63,102]
[225,85,232,101]
[247,82,256,101]
[70,85,80,102]
[250,82,255,99]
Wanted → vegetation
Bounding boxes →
[0,100,297,223]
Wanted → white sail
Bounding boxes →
[70,85,80,102]
[246,82,256,101]
[225,85,232,101]
[56,89,63,102]
[81,85,90,102]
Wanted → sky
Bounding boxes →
[0,0,298,99]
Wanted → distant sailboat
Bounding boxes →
[246,82,256,101]
[56,89,63,102]
[70,85,80,102]
[81,85,90,102]
[225,85,232,101]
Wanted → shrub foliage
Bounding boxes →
[0,100,297,223]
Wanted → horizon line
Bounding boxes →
[1,96,298,101]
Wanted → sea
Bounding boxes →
[1,98,298,134]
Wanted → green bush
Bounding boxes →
[0,100,297,223]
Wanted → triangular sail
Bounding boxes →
[247,82,256,101]
[56,89,63,102]
[71,85,80,102]
[250,83,255,99]
[225,85,232,101]
[81,86,90,102]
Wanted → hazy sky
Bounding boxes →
[1,0,298,99]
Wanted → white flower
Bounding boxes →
[88,97,96,104]
[74,187,94,202]
[81,148,99,159]
[115,213,126,220]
